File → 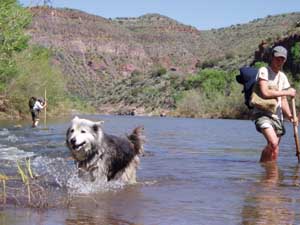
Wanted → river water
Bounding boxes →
[0,115,299,225]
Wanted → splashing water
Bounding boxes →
[0,128,9,136]
[0,145,35,161]
[6,134,21,143]
[66,174,126,194]
[31,156,126,195]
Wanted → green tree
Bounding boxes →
[291,42,300,63]
[183,69,235,98]
[7,46,70,116]
[0,0,31,91]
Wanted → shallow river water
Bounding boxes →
[0,115,300,225]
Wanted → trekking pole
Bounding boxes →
[291,97,300,163]
[44,88,47,128]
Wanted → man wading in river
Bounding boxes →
[252,46,297,163]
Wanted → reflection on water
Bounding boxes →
[242,163,297,225]
[0,115,300,225]
[66,186,144,225]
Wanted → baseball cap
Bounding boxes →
[272,46,287,59]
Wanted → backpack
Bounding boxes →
[236,67,258,109]
[28,96,37,109]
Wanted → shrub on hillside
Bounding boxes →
[174,68,245,118]
[150,67,167,77]
[291,42,300,63]
[253,61,268,68]
[183,69,235,98]
[175,82,245,118]
[175,90,203,118]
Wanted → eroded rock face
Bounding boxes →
[27,7,209,83]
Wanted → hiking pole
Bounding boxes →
[44,88,47,129]
[291,97,300,163]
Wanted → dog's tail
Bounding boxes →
[127,126,145,155]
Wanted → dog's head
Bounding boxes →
[66,116,104,161]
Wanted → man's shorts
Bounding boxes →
[31,109,40,121]
[255,115,285,136]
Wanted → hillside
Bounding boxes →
[26,7,300,115]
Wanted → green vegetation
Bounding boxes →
[150,66,167,78]
[291,42,300,63]
[174,69,245,118]
[253,61,268,68]
[95,67,247,118]
[0,0,31,92]
[0,1,87,119]
[6,46,71,117]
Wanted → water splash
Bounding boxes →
[31,156,126,195]
[32,156,73,188]
[0,128,9,136]
[6,134,21,143]
[66,173,126,194]
[0,145,35,160]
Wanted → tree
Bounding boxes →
[291,42,300,64]
[184,69,235,98]
[0,0,31,92]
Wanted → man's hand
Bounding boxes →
[287,88,296,97]
[292,115,299,127]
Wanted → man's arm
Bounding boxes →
[282,96,298,126]
[259,79,296,99]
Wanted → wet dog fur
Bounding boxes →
[66,116,144,183]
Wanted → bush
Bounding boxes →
[7,46,71,116]
[201,59,218,69]
[183,69,235,98]
[0,0,31,92]
[291,42,300,63]
[253,61,268,68]
[175,82,246,118]
[175,90,204,118]
[151,67,167,77]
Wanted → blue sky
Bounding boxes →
[19,0,300,30]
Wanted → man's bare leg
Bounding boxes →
[260,127,280,163]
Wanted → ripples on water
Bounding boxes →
[0,115,299,225]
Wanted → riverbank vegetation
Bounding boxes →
[173,69,245,118]
[0,0,89,120]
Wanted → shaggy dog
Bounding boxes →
[66,116,144,183]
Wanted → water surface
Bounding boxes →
[0,115,299,225]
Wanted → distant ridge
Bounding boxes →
[26,7,300,112]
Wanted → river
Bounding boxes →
[0,115,299,225]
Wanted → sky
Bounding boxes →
[19,0,300,30]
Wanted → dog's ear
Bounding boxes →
[92,121,103,132]
[72,116,79,122]
[98,120,104,125]
[95,120,104,126]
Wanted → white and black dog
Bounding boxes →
[66,116,144,183]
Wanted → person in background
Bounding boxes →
[29,97,47,128]
[253,46,297,163]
